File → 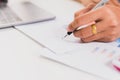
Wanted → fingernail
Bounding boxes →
[67,27,71,31]
[67,24,73,31]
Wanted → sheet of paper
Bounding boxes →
[41,48,120,80]
[16,17,120,80]
[17,17,120,54]
[16,16,120,62]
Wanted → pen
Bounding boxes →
[64,0,109,38]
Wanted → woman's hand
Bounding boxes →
[67,4,120,43]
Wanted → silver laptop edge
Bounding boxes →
[0,1,56,28]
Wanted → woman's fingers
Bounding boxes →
[81,28,120,42]
[95,38,114,42]
[67,3,120,42]
[81,30,109,42]
[73,21,108,38]
[68,6,107,32]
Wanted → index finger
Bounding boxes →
[68,6,106,32]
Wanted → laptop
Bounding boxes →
[0,0,55,28]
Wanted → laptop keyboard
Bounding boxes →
[0,6,22,24]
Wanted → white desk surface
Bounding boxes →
[0,0,105,80]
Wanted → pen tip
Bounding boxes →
[62,35,68,39]
[64,35,67,38]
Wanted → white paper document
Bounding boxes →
[16,18,120,80]
[40,48,120,80]
[18,19,120,54]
